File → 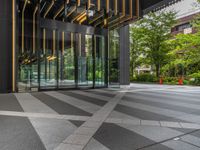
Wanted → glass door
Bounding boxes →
[58,32,75,88]
[40,28,57,89]
[109,29,120,88]
[18,60,38,92]
[78,34,94,88]
[95,36,106,87]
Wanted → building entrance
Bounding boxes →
[17,20,108,92]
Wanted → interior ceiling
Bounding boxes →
[20,0,182,29]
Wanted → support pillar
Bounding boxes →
[0,0,16,93]
[119,25,130,85]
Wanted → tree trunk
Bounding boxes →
[130,60,134,79]
[156,64,160,77]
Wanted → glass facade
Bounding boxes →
[78,34,94,88]
[17,0,108,92]
[0,0,171,93]
[109,29,120,87]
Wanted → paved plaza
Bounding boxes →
[1,84,200,150]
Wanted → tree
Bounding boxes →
[130,25,145,77]
[169,26,200,75]
[167,0,200,76]
[130,11,176,77]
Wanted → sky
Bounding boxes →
[163,0,200,19]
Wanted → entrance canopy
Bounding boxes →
[19,0,181,29]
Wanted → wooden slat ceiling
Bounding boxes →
[19,0,181,29]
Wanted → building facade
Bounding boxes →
[0,0,180,93]
[171,13,199,35]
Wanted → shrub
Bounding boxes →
[163,77,177,84]
[189,72,200,85]
[132,74,158,83]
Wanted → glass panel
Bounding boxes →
[18,0,38,92]
[58,32,75,88]
[17,0,108,91]
[78,34,94,87]
[95,36,106,87]
[109,29,120,87]
[40,28,57,89]
[18,60,38,92]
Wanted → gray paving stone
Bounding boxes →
[118,124,183,142]
[2,85,200,150]
[32,92,92,116]
[15,93,56,113]
[115,104,176,121]
[191,130,200,138]
[0,115,46,150]
[181,135,200,147]
[29,117,77,150]
[126,91,200,106]
[69,120,85,127]
[93,123,155,150]
[60,91,107,106]
[123,94,200,115]
[56,90,126,149]
[0,94,23,112]
[45,91,100,114]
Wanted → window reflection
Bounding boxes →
[109,29,120,86]
[40,29,57,89]
[78,34,93,87]
[95,36,106,87]
[17,0,108,91]
[58,32,75,88]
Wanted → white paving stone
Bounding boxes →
[70,90,110,102]
[163,140,200,150]
[160,121,182,128]
[55,143,83,150]
[45,91,100,114]
[141,120,160,126]
[74,127,98,135]
[105,118,123,124]
[181,135,200,147]
[55,90,127,150]
[82,121,102,128]
[63,134,92,145]
[15,93,56,113]
[180,122,200,129]
[122,119,141,125]
[84,138,111,150]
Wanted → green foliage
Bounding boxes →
[189,71,200,78]
[189,72,200,85]
[130,6,200,86]
[132,74,158,83]
[163,77,178,85]
[130,11,176,77]
[164,8,200,82]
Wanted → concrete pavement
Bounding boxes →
[0,84,200,150]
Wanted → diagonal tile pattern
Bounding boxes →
[0,84,200,150]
